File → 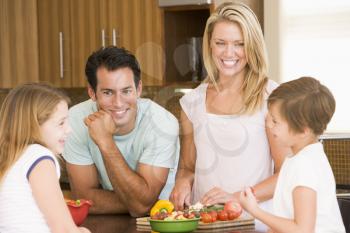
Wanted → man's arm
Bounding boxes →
[84,110,172,217]
[66,162,128,214]
[97,139,170,217]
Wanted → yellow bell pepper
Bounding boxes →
[150,200,174,216]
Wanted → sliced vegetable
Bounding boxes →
[150,200,174,217]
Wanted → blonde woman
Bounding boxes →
[0,83,90,233]
[170,1,289,228]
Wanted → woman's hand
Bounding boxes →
[239,187,259,215]
[170,179,192,210]
[200,187,239,205]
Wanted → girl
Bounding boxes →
[240,77,345,233]
[0,83,90,233]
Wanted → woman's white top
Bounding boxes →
[180,80,278,203]
[0,144,60,233]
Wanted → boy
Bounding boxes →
[240,77,345,232]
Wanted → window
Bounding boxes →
[265,0,350,133]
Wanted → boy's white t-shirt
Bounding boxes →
[273,142,345,233]
[0,144,60,233]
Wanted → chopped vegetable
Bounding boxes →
[150,200,174,217]
[76,199,81,206]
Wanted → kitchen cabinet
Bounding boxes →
[1,0,188,87]
[69,0,102,87]
[0,0,39,88]
[133,0,165,86]
[37,0,71,87]
[163,6,210,83]
[38,0,101,87]
[160,0,263,84]
[0,0,263,88]
[37,0,164,88]
[103,0,165,86]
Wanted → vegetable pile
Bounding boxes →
[149,200,243,223]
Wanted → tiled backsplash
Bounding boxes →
[322,138,350,191]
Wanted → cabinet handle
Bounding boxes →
[59,32,64,79]
[101,29,106,47]
[112,29,117,46]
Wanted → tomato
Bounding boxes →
[151,212,168,220]
[208,210,218,222]
[183,212,189,218]
[227,210,240,220]
[200,213,213,223]
[150,212,161,220]
[187,213,195,219]
[217,210,228,221]
[224,201,242,218]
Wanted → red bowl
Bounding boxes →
[66,199,92,226]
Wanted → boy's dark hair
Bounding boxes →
[268,77,336,135]
[85,46,141,91]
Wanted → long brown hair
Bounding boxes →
[202,1,268,114]
[0,83,70,182]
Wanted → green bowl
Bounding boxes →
[149,218,200,233]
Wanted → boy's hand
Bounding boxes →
[239,187,259,215]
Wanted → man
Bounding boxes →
[63,46,179,217]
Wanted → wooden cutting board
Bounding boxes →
[136,213,255,232]
[136,224,254,233]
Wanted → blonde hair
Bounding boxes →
[0,83,70,182]
[268,77,335,135]
[202,1,268,114]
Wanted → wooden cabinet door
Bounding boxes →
[37,0,72,87]
[0,0,39,88]
[106,0,165,86]
[100,0,122,48]
[70,0,102,87]
[135,0,165,86]
[38,0,102,87]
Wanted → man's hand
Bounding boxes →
[200,187,239,205]
[170,179,192,210]
[84,110,116,146]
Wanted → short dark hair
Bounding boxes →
[268,77,336,135]
[85,46,141,91]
